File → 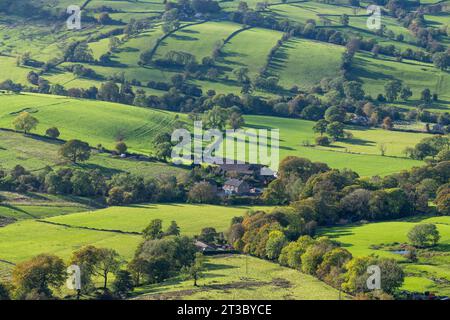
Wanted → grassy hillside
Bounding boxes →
[354,53,450,101]
[0,93,180,154]
[135,254,343,300]
[155,21,242,61]
[0,128,185,178]
[0,93,427,177]
[218,27,283,80]
[269,38,344,90]
[321,216,450,296]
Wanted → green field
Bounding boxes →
[0,0,449,300]
[45,204,269,235]
[354,53,450,101]
[218,27,283,80]
[244,115,425,176]
[269,38,344,90]
[0,219,141,264]
[135,254,343,300]
[0,191,96,220]
[155,21,242,62]
[321,216,450,295]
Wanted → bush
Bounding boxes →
[315,136,331,146]
[407,224,440,247]
[115,141,128,154]
[45,127,60,139]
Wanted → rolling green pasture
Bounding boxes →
[269,38,344,90]
[45,204,269,235]
[135,254,343,300]
[86,0,165,12]
[155,21,242,61]
[218,28,283,80]
[321,216,450,295]
[270,2,364,26]
[0,220,140,264]
[0,93,180,153]
[354,53,450,101]
[0,14,118,62]
[244,115,425,176]
[0,93,426,177]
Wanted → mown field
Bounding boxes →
[45,204,268,236]
[268,38,344,90]
[321,216,450,296]
[135,254,343,300]
[353,53,450,101]
[0,203,264,263]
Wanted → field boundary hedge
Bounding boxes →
[37,220,142,235]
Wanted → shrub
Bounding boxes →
[315,136,331,146]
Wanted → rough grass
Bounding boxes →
[135,254,343,300]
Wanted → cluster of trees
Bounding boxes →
[165,0,221,17]
[0,246,129,300]
[227,211,404,298]
[128,220,204,287]
[404,135,449,161]
[0,164,188,206]
[262,156,450,226]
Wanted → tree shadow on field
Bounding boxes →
[169,34,198,41]
[269,46,288,73]
[352,66,394,82]
[27,134,64,146]
[179,29,200,34]
[117,47,139,53]
[205,262,239,272]
[73,163,124,176]
[322,226,355,239]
